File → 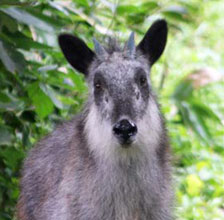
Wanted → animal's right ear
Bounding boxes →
[58,34,95,75]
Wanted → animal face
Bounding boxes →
[59,19,168,154]
[89,53,150,146]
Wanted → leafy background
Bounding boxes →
[0,0,224,219]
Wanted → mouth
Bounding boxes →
[116,135,136,148]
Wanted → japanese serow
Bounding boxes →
[17,19,173,220]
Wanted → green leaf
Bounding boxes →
[48,2,70,15]
[117,5,141,14]
[191,101,221,123]
[0,125,13,146]
[38,65,58,72]
[117,2,158,15]
[172,81,193,101]
[0,101,24,112]
[0,0,31,6]
[178,101,212,143]
[22,124,31,147]
[45,70,75,91]
[39,83,63,109]
[0,11,18,32]
[27,82,54,119]
[186,174,204,196]
[0,39,26,74]
[141,2,158,11]
[162,5,189,22]
[0,147,24,171]
[68,71,87,93]
[0,92,11,102]
[25,7,64,29]
[1,29,52,51]
[0,7,56,32]
[74,0,89,8]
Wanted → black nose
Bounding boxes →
[113,119,137,145]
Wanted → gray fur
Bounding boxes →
[17,20,173,220]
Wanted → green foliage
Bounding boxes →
[0,0,223,219]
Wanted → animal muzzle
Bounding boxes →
[113,119,137,146]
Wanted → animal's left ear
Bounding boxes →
[137,19,168,65]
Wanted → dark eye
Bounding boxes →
[139,75,147,86]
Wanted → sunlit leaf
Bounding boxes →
[186,174,204,196]
[117,2,158,15]
[117,5,140,14]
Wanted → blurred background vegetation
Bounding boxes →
[0,0,223,219]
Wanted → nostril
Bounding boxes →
[113,121,125,135]
[129,123,137,136]
[113,125,121,135]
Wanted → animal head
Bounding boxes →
[59,20,168,161]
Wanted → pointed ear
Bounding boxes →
[137,19,168,65]
[58,34,95,75]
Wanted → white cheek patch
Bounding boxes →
[84,104,118,162]
[135,98,162,154]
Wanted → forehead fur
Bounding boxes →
[88,39,150,82]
